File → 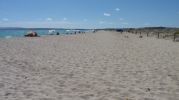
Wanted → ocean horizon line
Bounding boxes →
[0,26,179,30]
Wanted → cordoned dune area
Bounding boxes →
[0,31,179,100]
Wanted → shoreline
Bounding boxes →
[0,31,91,40]
[1,30,178,42]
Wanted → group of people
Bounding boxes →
[24,31,85,37]
[24,31,39,37]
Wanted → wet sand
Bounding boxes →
[0,31,179,100]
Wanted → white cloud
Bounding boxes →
[115,8,120,11]
[2,18,9,21]
[104,13,111,17]
[63,17,67,21]
[46,18,52,21]
[119,18,124,21]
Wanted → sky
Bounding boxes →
[0,0,179,28]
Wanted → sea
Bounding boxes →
[0,28,92,38]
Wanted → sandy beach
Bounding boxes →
[0,31,179,100]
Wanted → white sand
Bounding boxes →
[0,31,179,100]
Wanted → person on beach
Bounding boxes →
[56,32,60,35]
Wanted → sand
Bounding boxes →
[0,31,179,100]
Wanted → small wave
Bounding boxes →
[66,30,80,32]
[5,36,12,39]
[72,30,80,32]
[66,30,71,32]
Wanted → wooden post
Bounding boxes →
[157,32,160,38]
[174,33,176,42]
[147,32,149,37]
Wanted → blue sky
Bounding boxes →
[0,0,179,28]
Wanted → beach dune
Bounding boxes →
[0,31,179,100]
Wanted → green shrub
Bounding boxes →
[174,31,179,34]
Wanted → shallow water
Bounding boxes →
[0,29,91,38]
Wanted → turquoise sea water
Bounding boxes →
[0,29,91,38]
